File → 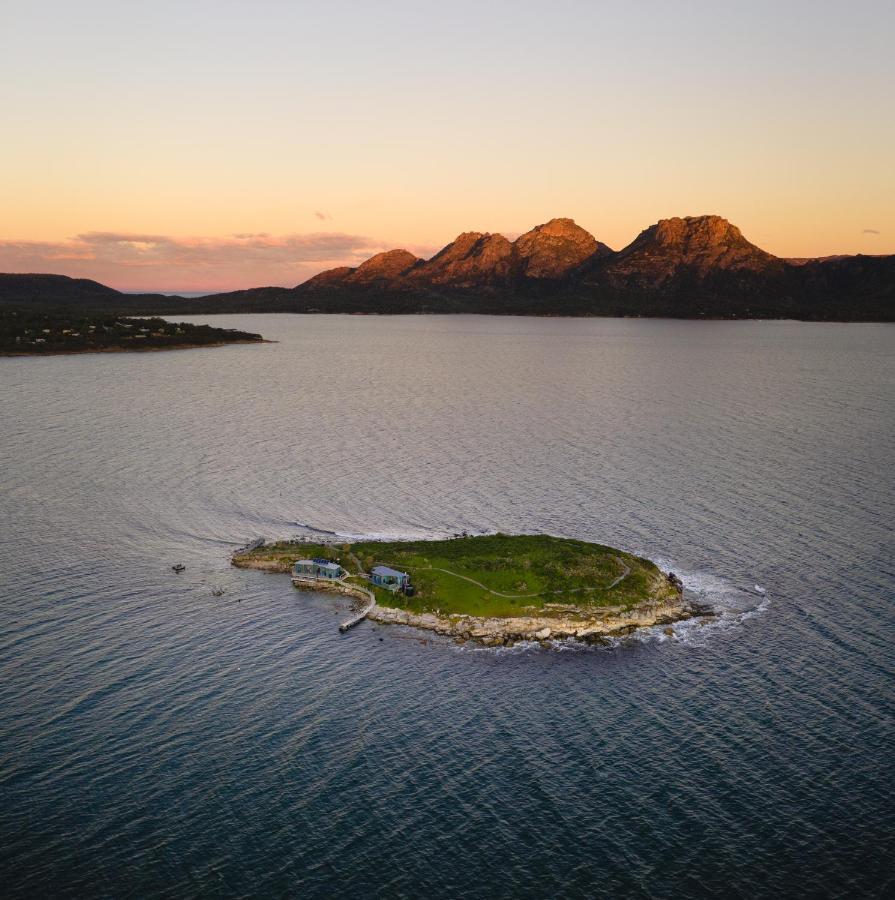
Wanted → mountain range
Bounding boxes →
[2,215,893,320]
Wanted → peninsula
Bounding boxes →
[0,309,265,356]
[232,533,699,646]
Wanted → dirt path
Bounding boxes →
[345,549,366,575]
[422,557,631,600]
[605,557,631,591]
[423,567,540,598]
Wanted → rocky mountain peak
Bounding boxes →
[652,215,746,249]
[514,217,609,279]
[408,231,514,286]
[296,213,799,300]
[349,249,419,284]
[603,215,781,286]
[526,217,589,238]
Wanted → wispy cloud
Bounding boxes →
[0,231,390,291]
[314,211,332,221]
[862,228,881,235]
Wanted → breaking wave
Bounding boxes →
[453,557,772,656]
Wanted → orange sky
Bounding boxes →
[1,0,892,291]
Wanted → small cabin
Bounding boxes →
[293,558,345,581]
[370,565,409,591]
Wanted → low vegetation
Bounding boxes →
[233,533,678,619]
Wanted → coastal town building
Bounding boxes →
[371,565,409,591]
[293,558,345,580]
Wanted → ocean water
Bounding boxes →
[1,315,893,898]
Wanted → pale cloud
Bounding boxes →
[314,211,332,221]
[862,228,880,235]
[0,231,390,292]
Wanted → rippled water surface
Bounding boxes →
[1,315,893,898]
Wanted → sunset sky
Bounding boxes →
[2,0,893,291]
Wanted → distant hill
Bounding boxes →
[3,216,893,321]
[0,274,204,314]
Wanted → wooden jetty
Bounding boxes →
[339,585,376,633]
[290,572,376,634]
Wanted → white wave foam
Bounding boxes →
[290,525,499,544]
[453,558,773,655]
[454,637,544,656]
[622,555,772,648]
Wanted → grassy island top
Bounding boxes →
[234,533,679,619]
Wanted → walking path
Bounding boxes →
[605,558,631,590]
[421,557,631,600]
[423,566,540,598]
[346,550,366,575]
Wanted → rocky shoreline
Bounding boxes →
[368,594,700,647]
[232,551,703,647]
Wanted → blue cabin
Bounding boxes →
[370,565,409,591]
[293,558,345,580]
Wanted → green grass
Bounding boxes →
[236,533,676,619]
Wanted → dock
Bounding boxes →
[290,573,376,634]
[339,585,376,633]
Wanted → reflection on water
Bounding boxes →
[1,315,893,898]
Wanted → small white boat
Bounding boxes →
[754,584,766,595]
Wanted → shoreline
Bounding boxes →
[366,596,699,646]
[232,549,701,647]
[135,311,892,323]
[0,338,273,358]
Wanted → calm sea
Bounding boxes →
[1,315,893,898]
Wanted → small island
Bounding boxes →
[232,533,699,646]
[1,308,265,356]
